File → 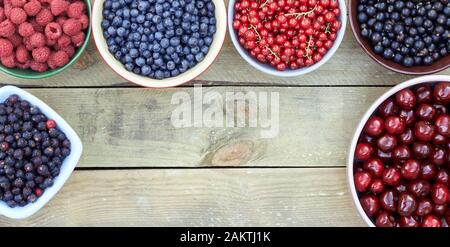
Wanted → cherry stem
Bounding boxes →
[285,5,317,18]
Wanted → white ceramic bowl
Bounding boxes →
[228,0,347,77]
[347,75,450,227]
[0,86,83,219]
[92,0,227,88]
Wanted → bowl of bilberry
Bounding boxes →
[92,0,227,88]
[349,0,450,75]
[0,86,82,219]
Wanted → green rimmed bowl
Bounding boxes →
[0,0,92,79]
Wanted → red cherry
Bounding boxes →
[431,147,446,166]
[435,114,450,137]
[408,180,431,198]
[363,116,385,137]
[401,159,420,180]
[377,134,397,152]
[399,128,415,145]
[392,145,411,161]
[415,84,432,103]
[382,167,401,186]
[433,203,448,216]
[354,171,372,192]
[370,179,385,194]
[420,163,437,180]
[415,103,436,121]
[375,211,396,227]
[380,190,397,212]
[363,158,384,178]
[396,89,416,110]
[399,216,420,227]
[355,143,374,161]
[385,116,405,135]
[360,194,380,217]
[431,183,449,205]
[399,109,415,126]
[433,82,450,104]
[416,199,433,217]
[397,192,418,217]
[422,215,442,227]
[412,142,432,159]
[435,169,449,186]
[378,98,399,118]
[414,121,436,142]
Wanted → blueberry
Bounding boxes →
[129,48,139,58]
[160,38,170,48]
[135,57,146,67]
[117,27,127,37]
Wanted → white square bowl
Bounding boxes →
[0,86,83,219]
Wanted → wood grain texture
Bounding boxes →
[1,0,446,87]
[23,87,388,167]
[0,168,365,226]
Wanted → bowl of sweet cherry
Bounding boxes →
[348,75,450,227]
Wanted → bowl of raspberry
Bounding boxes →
[0,85,82,219]
[348,75,450,227]
[228,0,346,77]
[0,0,91,79]
[92,0,227,88]
[349,0,450,75]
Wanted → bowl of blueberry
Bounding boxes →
[0,86,82,219]
[0,0,91,79]
[92,0,227,88]
[348,75,450,227]
[349,0,450,75]
[228,0,347,77]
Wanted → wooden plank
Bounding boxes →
[23,87,387,167]
[1,0,443,87]
[0,168,365,226]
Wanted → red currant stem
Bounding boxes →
[259,0,271,8]
[284,5,317,18]
[325,22,331,34]
[265,45,280,60]
[249,24,262,41]
[304,35,313,59]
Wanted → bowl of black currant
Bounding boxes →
[349,0,450,75]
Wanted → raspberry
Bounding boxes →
[61,45,74,57]
[30,18,44,33]
[0,38,13,57]
[18,22,35,37]
[71,31,84,47]
[56,34,70,48]
[30,60,47,72]
[4,1,12,19]
[9,7,27,24]
[50,0,69,16]
[0,54,16,68]
[16,60,30,69]
[8,33,22,47]
[32,46,50,62]
[67,1,86,19]
[0,20,15,37]
[62,18,81,36]
[44,22,62,40]
[11,0,26,7]
[23,0,42,17]
[79,14,88,29]
[15,45,29,63]
[29,32,45,48]
[56,15,67,26]
[47,38,56,46]
[0,7,5,22]
[35,8,53,26]
[48,50,69,68]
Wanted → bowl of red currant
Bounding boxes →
[229,0,346,77]
[348,75,450,227]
